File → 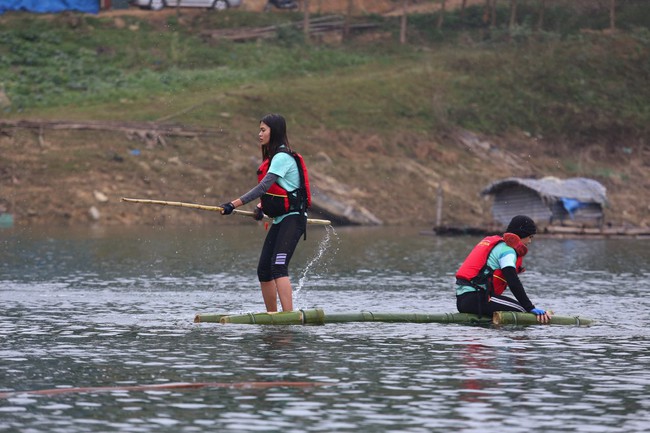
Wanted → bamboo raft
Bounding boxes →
[194,309,593,326]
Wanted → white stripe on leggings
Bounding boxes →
[275,253,287,265]
[490,297,526,312]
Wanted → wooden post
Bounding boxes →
[436,184,443,228]
[610,0,616,31]
[400,0,408,44]
[302,0,311,44]
[436,0,447,31]
[509,0,517,31]
[536,0,546,31]
[343,0,354,41]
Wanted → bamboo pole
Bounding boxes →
[219,309,325,325]
[216,310,492,325]
[323,311,492,324]
[214,310,490,325]
[121,198,332,226]
[201,309,594,326]
[194,313,228,323]
[493,311,593,326]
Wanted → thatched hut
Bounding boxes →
[481,177,607,227]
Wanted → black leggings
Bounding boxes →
[257,214,305,282]
[456,291,527,316]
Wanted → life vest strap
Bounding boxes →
[456,278,486,290]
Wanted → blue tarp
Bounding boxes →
[560,197,588,219]
[0,0,99,14]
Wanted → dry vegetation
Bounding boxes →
[2,117,648,230]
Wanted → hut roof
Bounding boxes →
[481,177,607,205]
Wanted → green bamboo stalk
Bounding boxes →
[206,309,593,326]
[493,311,593,326]
[216,309,491,325]
[219,309,326,325]
[194,313,228,323]
[323,312,492,324]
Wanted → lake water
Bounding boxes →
[1,225,649,433]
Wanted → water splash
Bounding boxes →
[294,225,339,299]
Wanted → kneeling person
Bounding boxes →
[455,215,551,323]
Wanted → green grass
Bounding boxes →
[1,4,649,147]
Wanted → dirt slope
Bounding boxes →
[1,119,648,230]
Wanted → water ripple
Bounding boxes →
[1,228,649,432]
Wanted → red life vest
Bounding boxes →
[256,148,311,218]
[492,254,524,295]
[455,234,527,296]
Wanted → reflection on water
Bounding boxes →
[1,225,649,432]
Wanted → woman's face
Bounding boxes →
[259,122,271,147]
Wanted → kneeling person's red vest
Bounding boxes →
[455,234,526,297]
[257,149,311,218]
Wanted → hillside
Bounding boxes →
[0,4,648,230]
[2,118,647,230]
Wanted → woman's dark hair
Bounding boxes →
[260,113,290,160]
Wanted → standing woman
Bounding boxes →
[220,114,310,312]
